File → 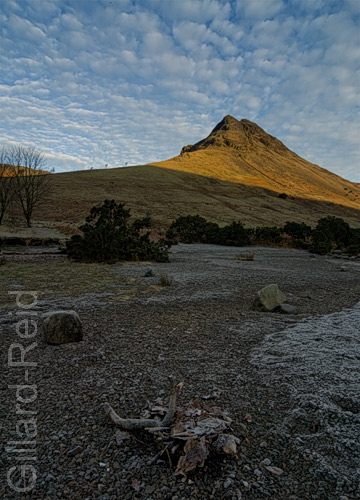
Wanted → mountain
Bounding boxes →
[149,115,360,210]
[31,116,360,229]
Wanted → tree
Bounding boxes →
[66,199,170,263]
[0,148,15,225]
[3,144,52,227]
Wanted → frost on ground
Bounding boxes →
[250,302,360,487]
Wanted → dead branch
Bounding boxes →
[105,378,241,477]
[104,376,184,431]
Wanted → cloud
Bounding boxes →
[0,0,359,182]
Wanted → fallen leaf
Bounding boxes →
[175,437,209,477]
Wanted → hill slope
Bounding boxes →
[25,115,360,230]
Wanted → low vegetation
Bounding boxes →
[159,274,173,287]
[66,199,171,263]
[235,251,254,261]
[167,214,360,256]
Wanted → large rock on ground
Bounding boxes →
[253,284,287,312]
[42,310,83,345]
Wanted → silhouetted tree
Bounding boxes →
[4,144,52,227]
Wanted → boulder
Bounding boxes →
[42,310,83,345]
[253,284,287,312]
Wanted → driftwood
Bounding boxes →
[104,377,241,477]
[104,378,184,430]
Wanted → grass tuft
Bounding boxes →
[159,274,173,287]
[235,251,254,261]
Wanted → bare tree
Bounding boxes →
[0,147,15,225]
[5,145,52,227]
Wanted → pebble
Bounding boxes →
[260,458,271,466]
[223,478,233,489]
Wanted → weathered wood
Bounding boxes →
[104,376,184,430]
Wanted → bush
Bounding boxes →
[216,221,251,246]
[347,228,360,255]
[309,216,353,255]
[283,221,312,240]
[316,216,351,248]
[309,232,331,255]
[166,215,219,244]
[252,226,282,245]
[66,200,170,263]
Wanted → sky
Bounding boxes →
[0,0,359,182]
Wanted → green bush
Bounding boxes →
[166,215,219,243]
[315,216,351,248]
[309,231,331,255]
[283,221,312,240]
[216,221,251,246]
[309,216,353,255]
[66,199,170,263]
[347,228,360,255]
[252,226,282,245]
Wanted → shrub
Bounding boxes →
[315,216,351,249]
[252,226,282,245]
[309,216,353,255]
[283,221,312,240]
[309,232,331,255]
[217,221,251,246]
[66,200,170,263]
[347,228,360,255]
[167,215,219,243]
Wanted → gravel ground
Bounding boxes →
[1,243,360,500]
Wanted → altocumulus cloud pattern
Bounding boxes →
[0,0,359,181]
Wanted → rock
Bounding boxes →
[265,465,284,476]
[144,268,155,277]
[253,284,287,312]
[42,311,83,345]
[260,458,271,466]
[67,446,82,456]
[223,478,233,489]
[276,303,298,314]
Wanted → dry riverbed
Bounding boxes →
[1,244,359,500]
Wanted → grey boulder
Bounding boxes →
[253,284,287,312]
[42,310,83,345]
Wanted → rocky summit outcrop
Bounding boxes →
[180,115,288,155]
[42,310,83,345]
